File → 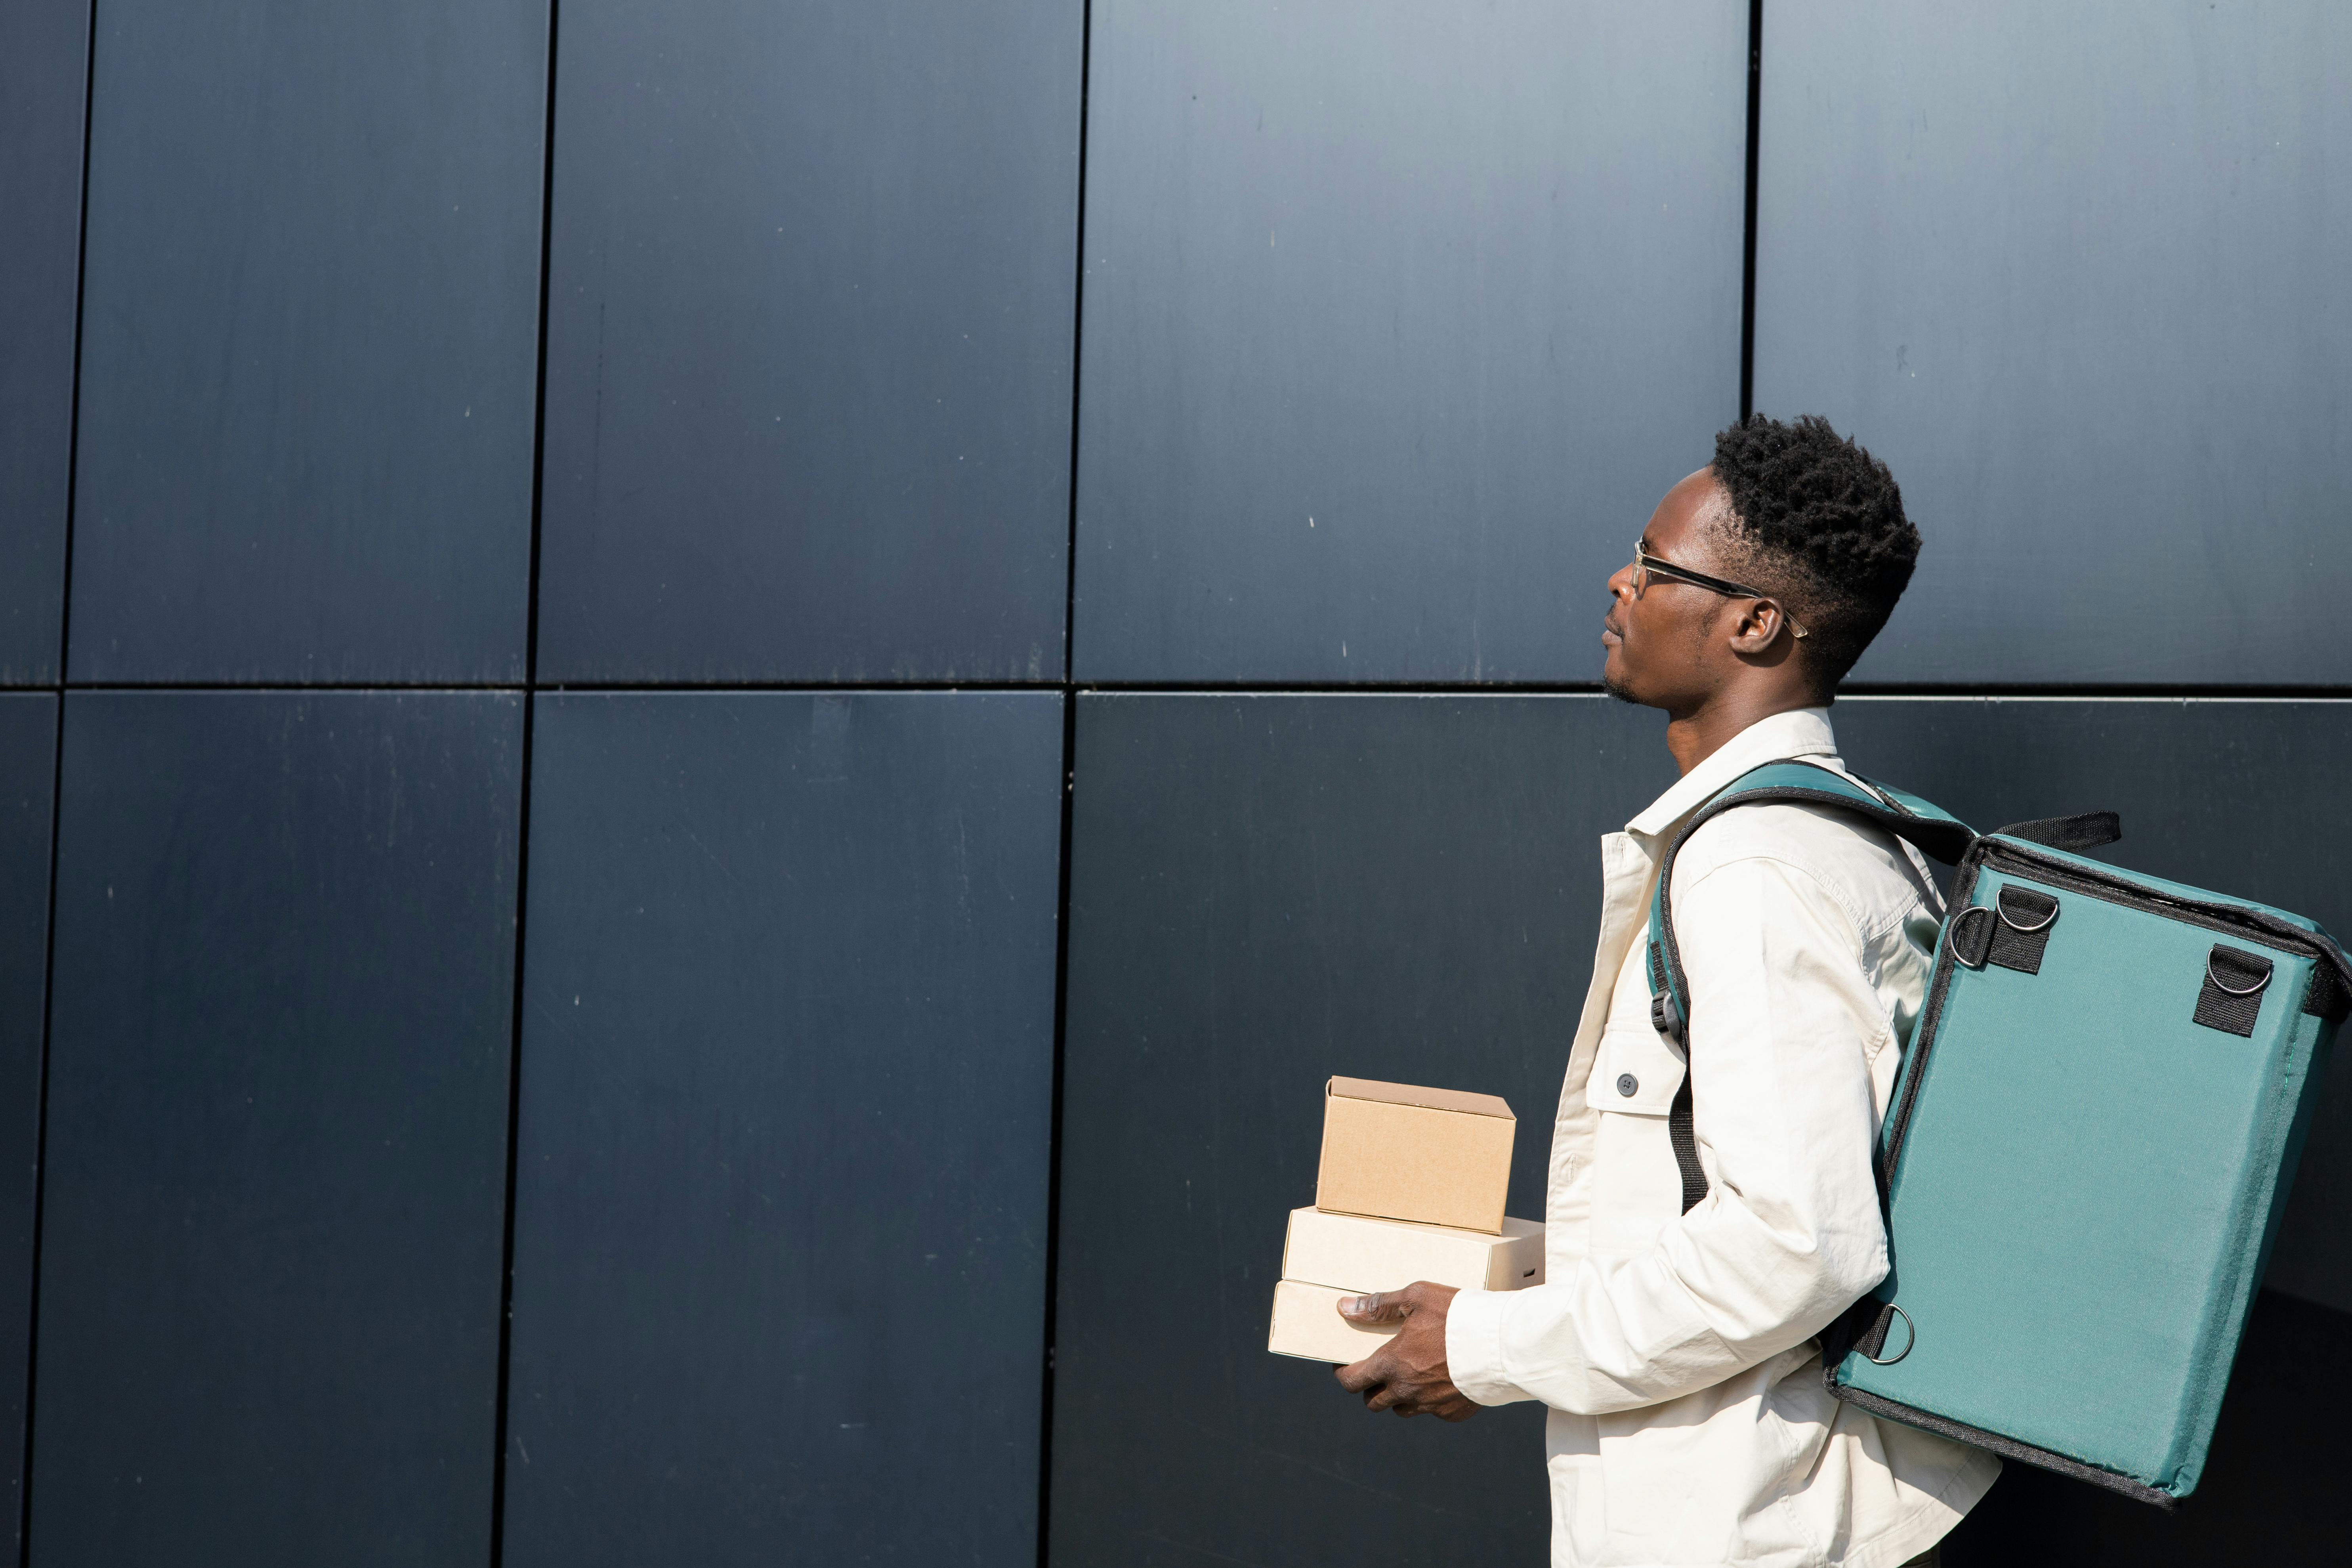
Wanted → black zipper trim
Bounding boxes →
[1978,842,2352,986]
[1824,1377,2180,1510]
[1875,852,1982,1185]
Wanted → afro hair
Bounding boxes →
[1709,413,1919,689]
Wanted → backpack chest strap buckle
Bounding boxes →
[1649,985,1684,1047]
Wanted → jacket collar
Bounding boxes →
[1625,706,1838,843]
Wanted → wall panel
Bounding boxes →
[1756,0,2352,686]
[535,0,1082,683]
[1052,692,1675,1565]
[0,0,87,684]
[31,692,521,1566]
[1072,0,1747,683]
[503,691,1062,1565]
[0,697,56,1534]
[68,2,546,683]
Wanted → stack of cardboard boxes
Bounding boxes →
[1268,1077,1546,1363]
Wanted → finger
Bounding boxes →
[1363,1382,1401,1412]
[1337,1291,1411,1324]
[1333,1355,1384,1393]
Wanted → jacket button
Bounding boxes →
[1617,1073,1638,1097]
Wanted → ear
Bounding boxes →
[1725,598,1797,657]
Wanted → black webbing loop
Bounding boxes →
[2193,945,2273,1036]
[1858,1302,1915,1365]
[1992,811,2121,852]
[1986,886,2060,974]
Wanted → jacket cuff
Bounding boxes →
[1444,1287,1533,1406]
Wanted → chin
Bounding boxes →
[1601,659,1642,706]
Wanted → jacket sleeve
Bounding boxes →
[1445,855,1892,1413]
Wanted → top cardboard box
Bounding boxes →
[1314,1076,1515,1233]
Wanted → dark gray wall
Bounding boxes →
[1072,0,1748,682]
[0,697,56,1539]
[1053,694,1673,1564]
[67,1,545,683]
[10,3,2351,1566]
[0,1,86,685]
[504,691,1062,1566]
[1755,0,2352,687]
[31,693,520,1566]
[534,0,1082,683]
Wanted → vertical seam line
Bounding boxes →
[17,0,102,1553]
[486,1,561,1560]
[1039,2,1092,1562]
[1739,0,1763,422]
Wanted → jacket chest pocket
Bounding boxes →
[1589,1026,1691,1257]
[1592,1026,1686,1117]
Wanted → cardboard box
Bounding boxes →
[1314,1076,1515,1232]
[1267,1279,1406,1364]
[1281,1206,1544,1295]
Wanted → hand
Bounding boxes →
[1331,1281,1481,1421]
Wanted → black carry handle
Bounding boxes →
[1991,811,2121,852]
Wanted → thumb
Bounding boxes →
[1337,1289,1412,1324]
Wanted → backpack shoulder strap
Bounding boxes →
[1644,760,1978,1214]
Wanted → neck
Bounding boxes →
[1664,687,1823,776]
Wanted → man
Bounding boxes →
[1333,414,1998,1567]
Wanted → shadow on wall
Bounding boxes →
[1944,1291,2346,1564]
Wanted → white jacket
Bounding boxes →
[1445,707,1999,1567]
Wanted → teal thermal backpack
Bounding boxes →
[1644,760,2350,1508]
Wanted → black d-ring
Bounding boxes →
[1995,886,2059,933]
[2207,950,2273,997]
[1864,1303,1915,1366]
[1949,905,1994,969]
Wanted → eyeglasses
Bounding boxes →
[1630,540,1808,640]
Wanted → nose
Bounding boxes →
[1606,559,1637,602]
